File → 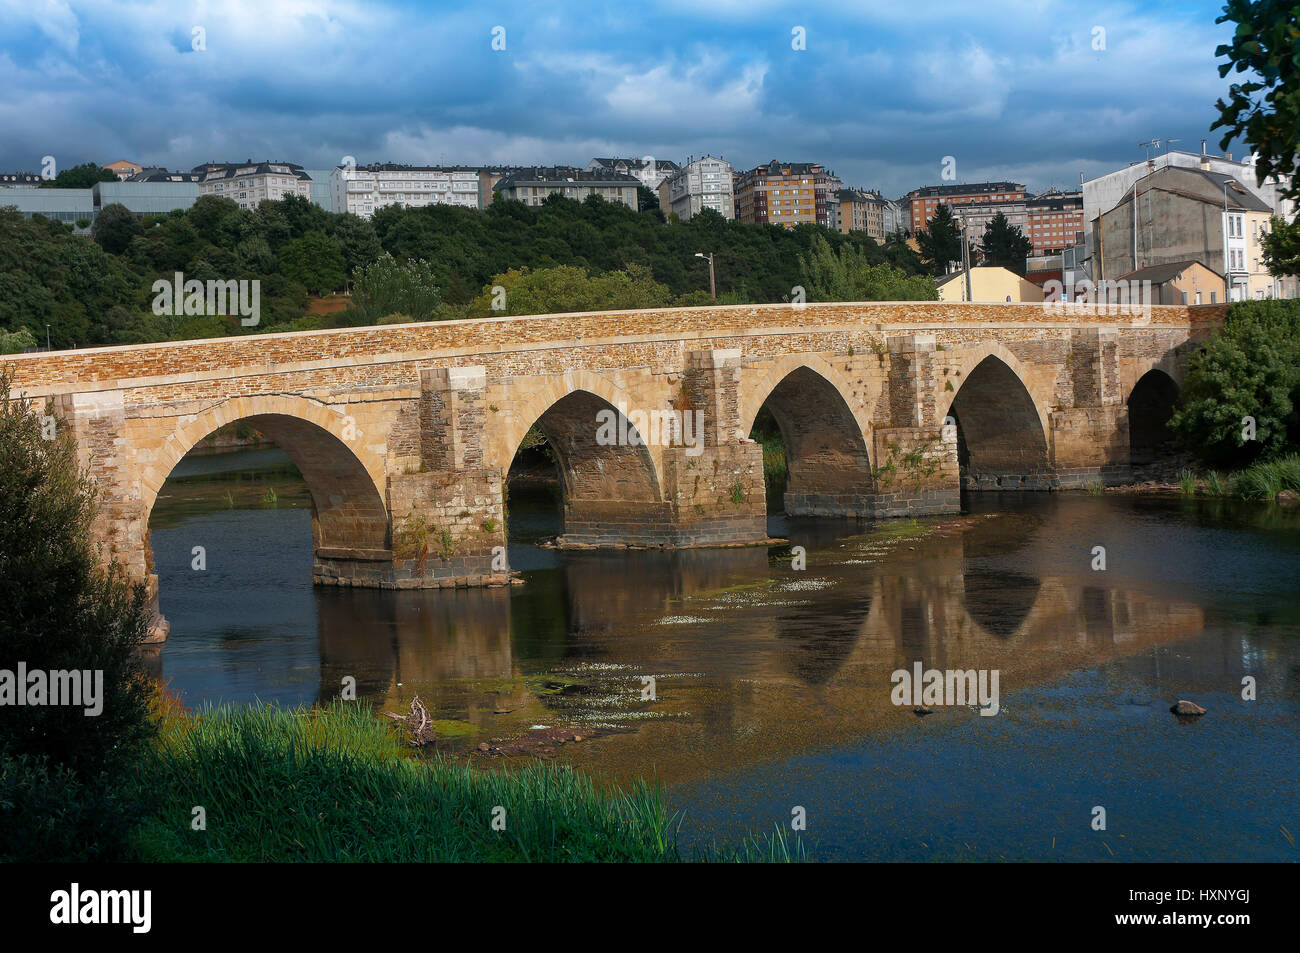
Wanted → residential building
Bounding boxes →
[331,163,481,218]
[194,160,312,209]
[586,157,681,191]
[900,181,1028,235]
[102,160,143,180]
[1082,144,1296,279]
[1114,260,1226,305]
[94,169,199,216]
[0,172,43,188]
[734,160,843,228]
[493,167,641,208]
[477,166,532,209]
[935,266,1045,303]
[1095,165,1291,300]
[1025,189,1084,256]
[659,155,735,221]
[835,188,890,240]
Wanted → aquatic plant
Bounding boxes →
[128,702,804,863]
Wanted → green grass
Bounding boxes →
[1235,454,1300,501]
[1084,480,1105,496]
[128,701,804,862]
[1178,469,1198,497]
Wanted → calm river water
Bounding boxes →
[147,447,1300,861]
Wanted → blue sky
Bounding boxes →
[0,0,1247,197]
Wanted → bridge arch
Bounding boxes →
[500,371,667,542]
[1127,368,1180,466]
[940,348,1050,486]
[141,394,389,553]
[740,355,874,507]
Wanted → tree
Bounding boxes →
[467,263,673,316]
[1211,0,1300,207]
[40,162,116,189]
[916,204,964,276]
[980,211,1033,275]
[1260,214,1300,275]
[0,366,154,787]
[1168,300,1300,465]
[91,203,142,255]
[636,185,661,213]
[279,231,347,294]
[332,214,383,278]
[798,234,938,302]
[352,255,442,322]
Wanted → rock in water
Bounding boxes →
[912,706,933,717]
[1170,699,1206,716]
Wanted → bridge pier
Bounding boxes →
[363,366,509,589]
[1050,329,1133,487]
[555,349,769,548]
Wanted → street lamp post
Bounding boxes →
[695,252,716,299]
[45,324,51,351]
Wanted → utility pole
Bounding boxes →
[695,252,716,299]
[958,216,972,302]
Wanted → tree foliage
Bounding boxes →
[979,211,1033,275]
[916,204,965,276]
[1211,0,1300,207]
[1169,299,1300,465]
[797,234,938,301]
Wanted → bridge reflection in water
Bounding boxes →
[232,493,1247,790]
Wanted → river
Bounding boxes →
[145,446,1300,861]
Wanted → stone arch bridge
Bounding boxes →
[7,301,1222,641]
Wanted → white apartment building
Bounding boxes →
[659,156,735,221]
[193,160,312,209]
[330,164,481,219]
[586,157,682,191]
[494,167,640,208]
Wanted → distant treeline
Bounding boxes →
[0,192,933,351]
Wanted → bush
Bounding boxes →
[1169,300,1300,466]
[0,753,141,862]
[0,367,155,783]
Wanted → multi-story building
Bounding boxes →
[900,181,1028,236]
[1025,189,1084,256]
[734,160,842,228]
[93,169,200,216]
[835,188,891,240]
[194,160,312,209]
[585,157,681,191]
[1,188,94,223]
[658,155,735,221]
[1095,165,1291,300]
[1081,144,1296,279]
[493,167,641,208]
[0,172,43,188]
[102,160,143,180]
[330,163,481,218]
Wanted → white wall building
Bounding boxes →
[659,156,735,221]
[331,164,480,218]
[194,161,312,209]
[586,157,681,191]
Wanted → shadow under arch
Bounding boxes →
[147,410,390,582]
[744,363,873,513]
[508,388,666,542]
[945,355,1050,488]
[1127,368,1180,466]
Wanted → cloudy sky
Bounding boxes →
[0,0,1248,197]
